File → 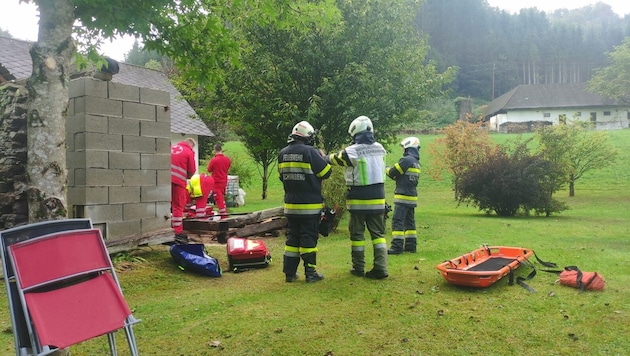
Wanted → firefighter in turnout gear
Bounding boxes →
[386,137,421,254]
[326,116,389,279]
[278,121,332,283]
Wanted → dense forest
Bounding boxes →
[417,0,630,100]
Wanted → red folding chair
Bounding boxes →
[7,229,140,356]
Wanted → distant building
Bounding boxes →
[484,83,629,133]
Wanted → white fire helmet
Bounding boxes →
[291,121,315,138]
[400,136,420,150]
[348,115,373,137]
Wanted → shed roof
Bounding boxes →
[0,35,212,137]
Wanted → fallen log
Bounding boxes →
[231,217,287,238]
[183,206,284,232]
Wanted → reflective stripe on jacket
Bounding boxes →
[278,141,332,217]
[327,132,386,213]
[386,147,420,207]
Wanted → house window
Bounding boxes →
[575,112,581,117]
[590,112,597,123]
[543,113,551,118]
[603,111,611,116]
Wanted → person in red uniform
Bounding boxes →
[186,173,215,218]
[171,138,196,242]
[207,143,232,217]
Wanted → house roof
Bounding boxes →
[485,83,619,118]
[0,35,212,137]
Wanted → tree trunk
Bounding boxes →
[26,0,76,222]
[569,176,575,197]
[261,164,268,200]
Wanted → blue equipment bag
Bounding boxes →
[170,243,222,277]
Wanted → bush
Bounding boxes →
[455,141,567,217]
[321,168,347,232]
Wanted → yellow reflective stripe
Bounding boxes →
[373,238,387,245]
[392,230,404,237]
[346,198,386,205]
[408,167,421,173]
[330,152,348,166]
[351,240,366,247]
[299,247,318,254]
[284,203,324,211]
[404,230,417,237]
[285,246,300,253]
[317,164,332,178]
[279,162,312,169]
[394,194,418,201]
[394,163,404,175]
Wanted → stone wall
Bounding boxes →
[0,84,28,229]
[67,77,172,240]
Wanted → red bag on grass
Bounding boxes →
[559,266,605,291]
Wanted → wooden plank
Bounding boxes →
[183,206,284,232]
[232,217,287,238]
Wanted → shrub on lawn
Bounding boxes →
[455,140,568,216]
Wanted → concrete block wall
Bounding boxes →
[67,77,171,240]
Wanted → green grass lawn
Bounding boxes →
[1,130,629,355]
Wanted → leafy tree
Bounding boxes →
[21,0,339,222]
[212,0,455,198]
[536,123,619,196]
[124,40,163,67]
[588,37,630,105]
[427,121,497,194]
[455,139,568,217]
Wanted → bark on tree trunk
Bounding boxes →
[26,0,76,222]
[569,179,575,197]
[262,164,268,200]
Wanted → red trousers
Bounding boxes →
[171,184,187,234]
[214,181,228,215]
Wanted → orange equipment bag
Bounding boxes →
[558,266,605,291]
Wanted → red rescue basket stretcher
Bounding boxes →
[436,246,534,288]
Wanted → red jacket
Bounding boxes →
[207,153,231,184]
[171,141,196,188]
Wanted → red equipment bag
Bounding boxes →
[226,237,271,272]
[559,266,605,291]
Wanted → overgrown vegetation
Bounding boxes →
[1,130,629,355]
[456,138,567,216]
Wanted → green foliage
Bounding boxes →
[536,123,619,196]
[456,139,568,216]
[226,153,255,189]
[427,121,497,187]
[321,168,347,231]
[588,37,630,105]
[124,40,163,67]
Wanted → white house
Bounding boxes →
[485,83,629,133]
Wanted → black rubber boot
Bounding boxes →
[283,255,300,283]
[303,252,324,283]
[404,238,417,253]
[388,238,404,255]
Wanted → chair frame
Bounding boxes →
[6,226,140,355]
[1,219,93,356]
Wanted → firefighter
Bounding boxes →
[386,137,421,254]
[326,116,389,279]
[186,173,215,219]
[171,138,196,243]
[278,121,332,283]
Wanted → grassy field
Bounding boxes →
[1,130,629,355]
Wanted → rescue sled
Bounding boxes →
[436,246,534,288]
